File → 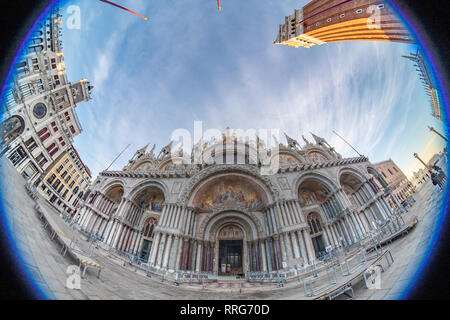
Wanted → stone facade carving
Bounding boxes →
[77,131,398,277]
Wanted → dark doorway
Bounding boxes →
[219,240,243,275]
[140,239,152,261]
[312,235,326,258]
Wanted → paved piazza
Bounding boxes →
[0,155,446,300]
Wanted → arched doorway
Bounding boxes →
[217,224,244,276]
[140,217,158,261]
[307,212,326,258]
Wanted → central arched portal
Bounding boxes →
[217,224,244,276]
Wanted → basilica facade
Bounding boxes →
[77,130,399,278]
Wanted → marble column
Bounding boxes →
[149,232,161,264]
[260,240,268,272]
[156,233,167,267]
[196,241,203,272]
[168,235,179,270]
[283,233,292,260]
[303,230,315,263]
[290,232,300,259]
[112,223,124,249]
[162,234,173,268]
[265,239,273,271]
[275,203,285,227]
[279,234,287,264]
[296,230,308,265]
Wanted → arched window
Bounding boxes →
[143,218,157,238]
[308,213,323,235]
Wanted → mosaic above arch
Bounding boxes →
[135,161,153,172]
[105,186,124,203]
[196,177,264,212]
[307,151,328,164]
[159,160,185,171]
[276,153,301,167]
[298,181,330,206]
[133,186,165,211]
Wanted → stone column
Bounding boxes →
[303,230,315,263]
[269,207,278,233]
[116,226,127,251]
[168,235,179,270]
[156,233,167,267]
[322,227,330,247]
[149,232,161,264]
[286,202,294,224]
[174,235,184,270]
[275,203,285,227]
[294,201,304,223]
[248,242,254,271]
[112,223,124,249]
[290,232,300,259]
[120,227,130,251]
[179,238,188,270]
[285,202,294,226]
[260,240,268,272]
[296,230,308,265]
[187,239,194,270]
[196,241,203,272]
[209,242,215,272]
[264,210,272,235]
[279,234,287,264]
[160,205,169,227]
[265,239,273,271]
[274,237,283,270]
[132,232,142,255]
[174,206,182,229]
[162,234,173,268]
[283,233,292,261]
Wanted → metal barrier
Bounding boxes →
[303,263,337,297]
[340,249,366,276]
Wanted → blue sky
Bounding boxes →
[59,0,446,179]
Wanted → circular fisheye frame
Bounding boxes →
[0,0,448,303]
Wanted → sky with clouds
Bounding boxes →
[59,0,446,179]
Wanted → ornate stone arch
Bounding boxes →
[100,179,126,195]
[158,156,190,171]
[337,166,367,189]
[304,147,332,163]
[179,164,280,205]
[126,180,169,201]
[200,210,261,241]
[293,171,340,199]
[132,160,155,172]
[366,165,389,189]
[270,149,306,168]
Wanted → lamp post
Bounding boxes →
[413,153,431,171]
[428,126,448,142]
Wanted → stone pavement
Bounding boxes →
[0,157,447,300]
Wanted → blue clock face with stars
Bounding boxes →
[33,103,47,119]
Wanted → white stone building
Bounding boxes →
[0,6,93,185]
[78,130,401,280]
